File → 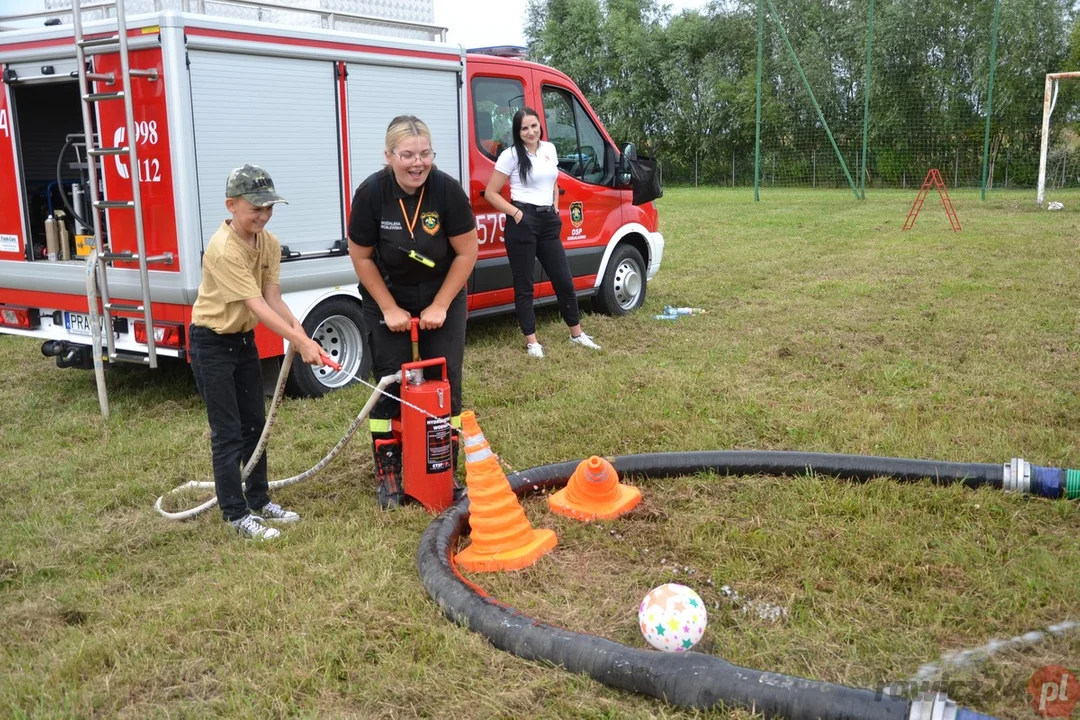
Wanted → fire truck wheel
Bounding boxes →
[595,244,646,316]
[286,298,371,398]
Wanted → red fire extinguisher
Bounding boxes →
[391,319,454,513]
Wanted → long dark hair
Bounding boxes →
[511,107,543,185]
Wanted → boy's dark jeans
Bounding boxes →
[189,324,269,522]
[504,203,580,336]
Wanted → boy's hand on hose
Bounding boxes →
[298,337,325,366]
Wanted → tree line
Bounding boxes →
[525,0,1078,189]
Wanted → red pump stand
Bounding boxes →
[393,320,455,513]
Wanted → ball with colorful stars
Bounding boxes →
[638,583,708,652]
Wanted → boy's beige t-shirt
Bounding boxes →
[191,221,281,334]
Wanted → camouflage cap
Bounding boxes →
[225,164,288,207]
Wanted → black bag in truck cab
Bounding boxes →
[629,156,663,206]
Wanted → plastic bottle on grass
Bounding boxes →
[664,306,706,316]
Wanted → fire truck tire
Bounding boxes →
[286,297,371,399]
[595,243,646,316]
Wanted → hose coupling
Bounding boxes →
[1002,457,1031,494]
[909,692,957,720]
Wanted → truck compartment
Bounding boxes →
[8,77,95,262]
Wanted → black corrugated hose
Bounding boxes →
[416,451,1007,719]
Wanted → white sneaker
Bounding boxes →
[254,501,300,524]
[526,342,545,358]
[570,333,601,350]
[230,514,280,540]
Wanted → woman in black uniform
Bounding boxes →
[348,115,478,509]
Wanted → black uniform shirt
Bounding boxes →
[348,167,475,287]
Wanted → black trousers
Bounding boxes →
[504,202,580,337]
[363,282,467,423]
[188,324,270,522]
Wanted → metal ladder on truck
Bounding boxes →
[71,0,171,418]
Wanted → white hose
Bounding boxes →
[154,345,399,520]
[909,619,1079,683]
[86,249,109,418]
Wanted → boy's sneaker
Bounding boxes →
[231,514,280,541]
[526,342,545,359]
[570,333,601,350]
[254,501,300,524]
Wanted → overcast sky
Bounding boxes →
[435,0,708,50]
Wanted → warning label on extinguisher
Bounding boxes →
[426,416,452,473]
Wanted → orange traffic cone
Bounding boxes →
[453,411,557,572]
[548,455,641,521]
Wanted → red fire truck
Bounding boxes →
[0,0,664,411]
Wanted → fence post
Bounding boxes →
[980,0,1001,201]
[860,0,874,200]
[754,0,764,201]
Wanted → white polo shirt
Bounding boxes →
[494,140,560,206]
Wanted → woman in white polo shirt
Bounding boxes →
[484,107,601,358]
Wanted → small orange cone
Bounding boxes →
[453,411,557,572]
[548,455,641,521]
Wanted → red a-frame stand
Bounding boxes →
[903,169,962,232]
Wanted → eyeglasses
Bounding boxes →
[392,150,436,163]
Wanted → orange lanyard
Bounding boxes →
[398,187,425,241]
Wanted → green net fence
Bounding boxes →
[655,0,1076,194]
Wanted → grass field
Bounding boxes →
[2,188,1078,718]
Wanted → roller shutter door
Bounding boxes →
[189,51,341,255]
[347,64,462,191]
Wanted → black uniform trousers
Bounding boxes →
[504,201,580,337]
[364,280,467,423]
[188,324,270,522]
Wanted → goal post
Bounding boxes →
[1037,71,1080,207]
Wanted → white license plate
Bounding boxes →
[64,312,105,337]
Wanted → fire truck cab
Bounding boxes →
[0,1,664,406]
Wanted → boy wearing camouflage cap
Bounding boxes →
[189,164,325,540]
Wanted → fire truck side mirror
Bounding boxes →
[616,143,638,187]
